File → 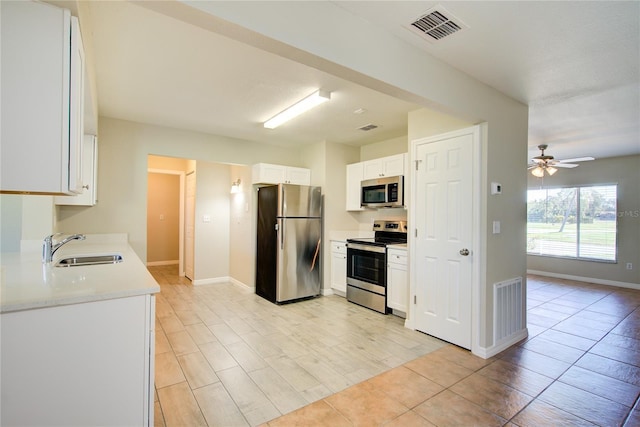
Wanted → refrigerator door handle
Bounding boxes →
[280,219,285,250]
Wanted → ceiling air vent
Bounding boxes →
[358,124,378,131]
[408,5,468,42]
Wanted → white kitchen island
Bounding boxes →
[0,234,160,426]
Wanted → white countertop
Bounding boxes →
[0,234,160,313]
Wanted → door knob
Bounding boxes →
[459,248,470,256]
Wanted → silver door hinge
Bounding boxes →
[415,159,422,171]
[414,229,418,238]
[414,295,417,304]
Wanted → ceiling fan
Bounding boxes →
[528,144,595,177]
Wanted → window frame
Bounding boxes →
[526,183,618,263]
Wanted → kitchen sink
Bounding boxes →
[55,254,123,267]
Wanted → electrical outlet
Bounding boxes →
[626,263,633,270]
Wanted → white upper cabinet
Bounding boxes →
[55,135,98,206]
[346,153,407,211]
[1,1,85,195]
[346,162,365,211]
[362,153,407,180]
[252,163,311,185]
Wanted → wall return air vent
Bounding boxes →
[408,5,468,42]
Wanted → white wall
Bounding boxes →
[228,164,253,287]
[183,2,529,351]
[56,117,302,261]
[193,161,231,283]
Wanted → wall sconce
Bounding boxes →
[263,89,331,129]
[230,179,241,194]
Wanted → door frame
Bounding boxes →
[147,168,186,276]
[407,124,485,356]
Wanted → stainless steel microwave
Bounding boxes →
[361,175,404,208]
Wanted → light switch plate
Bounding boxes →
[493,220,501,234]
[491,182,502,195]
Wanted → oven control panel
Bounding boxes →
[372,220,407,233]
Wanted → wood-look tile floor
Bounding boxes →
[149,266,640,426]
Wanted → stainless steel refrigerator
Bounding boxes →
[256,184,322,303]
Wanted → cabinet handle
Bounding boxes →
[82,184,89,189]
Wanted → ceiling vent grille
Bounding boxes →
[358,124,378,131]
[409,6,467,42]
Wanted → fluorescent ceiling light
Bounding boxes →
[264,90,331,129]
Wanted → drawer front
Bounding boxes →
[331,241,347,254]
[387,249,407,265]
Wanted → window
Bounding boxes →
[527,184,617,262]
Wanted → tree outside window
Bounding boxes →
[527,184,617,261]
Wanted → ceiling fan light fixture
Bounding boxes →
[263,90,331,129]
[531,166,545,178]
[546,166,557,176]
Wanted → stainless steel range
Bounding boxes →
[346,220,407,314]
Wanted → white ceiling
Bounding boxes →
[84,1,639,162]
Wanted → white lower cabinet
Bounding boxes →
[1,294,155,426]
[387,248,408,315]
[330,240,347,295]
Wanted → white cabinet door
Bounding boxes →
[252,163,311,185]
[346,162,365,211]
[55,135,98,206]
[362,154,407,180]
[382,153,406,177]
[387,248,408,314]
[252,163,286,184]
[1,294,155,426]
[68,16,85,194]
[0,1,84,195]
[285,167,311,185]
[330,241,347,294]
[362,159,384,179]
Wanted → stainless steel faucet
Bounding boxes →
[42,233,86,263]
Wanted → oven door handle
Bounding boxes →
[346,242,386,254]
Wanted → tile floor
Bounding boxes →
[150,266,640,426]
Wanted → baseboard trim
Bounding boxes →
[473,329,528,359]
[192,276,255,291]
[192,276,231,286]
[146,260,179,266]
[527,270,640,291]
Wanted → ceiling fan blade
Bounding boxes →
[554,163,579,168]
[528,165,538,170]
[558,157,595,163]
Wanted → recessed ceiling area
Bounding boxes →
[84,1,639,161]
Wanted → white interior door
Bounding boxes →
[185,172,195,281]
[412,127,477,349]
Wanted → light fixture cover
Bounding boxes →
[531,166,545,178]
[230,179,241,194]
[264,90,331,129]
